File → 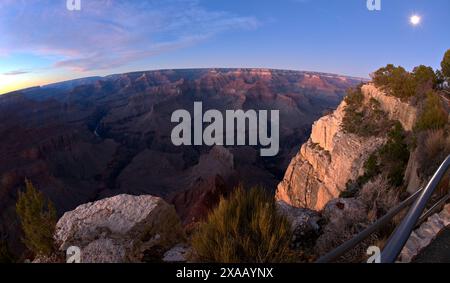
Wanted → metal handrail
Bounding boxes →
[416,193,450,228]
[316,187,424,263]
[315,154,450,263]
[381,155,450,263]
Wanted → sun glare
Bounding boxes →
[410,15,421,26]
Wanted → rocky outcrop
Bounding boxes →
[276,83,419,211]
[170,146,235,227]
[170,175,230,227]
[54,194,184,263]
[276,94,383,210]
[361,84,418,131]
[398,204,450,263]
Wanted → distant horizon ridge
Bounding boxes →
[3,68,368,95]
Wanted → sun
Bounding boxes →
[410,15,421,26]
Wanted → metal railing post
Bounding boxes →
[316,188,423,263]
[380,155,450,263]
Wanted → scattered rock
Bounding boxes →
[163,244,191,263]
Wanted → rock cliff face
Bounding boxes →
[54,194,184,263]
[276,83,418,210]
[361,84,418,131]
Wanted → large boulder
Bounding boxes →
[54,194,184,263]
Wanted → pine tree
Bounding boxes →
[16,179,57,257]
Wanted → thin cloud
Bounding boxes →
[0,0,260,72]
[3,70,30,76]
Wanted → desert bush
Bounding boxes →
[425,129,447,157]
[357,176,400,223]
[320,177,402,262]
[314,199,375,263]
[415,91,448,131]
[16,179,57,257]
[417,129,450,178]
[190,186,293,263]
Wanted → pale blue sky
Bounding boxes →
[0,0,449,94]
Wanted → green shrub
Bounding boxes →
[413,65,437,84]
[340,152,381,198]
[364,153,380,178]
[417,130,450,178]
[372,64,416,99]
[379,122,410,187]
[16,180,57,257]
[191,186,293,263]
[344,87,364,107]
[413,65,437,86]
[441,49,450,79]
[412,65,437,96]
[342,123,410,195]
[415,92,447,131]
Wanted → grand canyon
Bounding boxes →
[1,1,449,266]
[0,68,364,256]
